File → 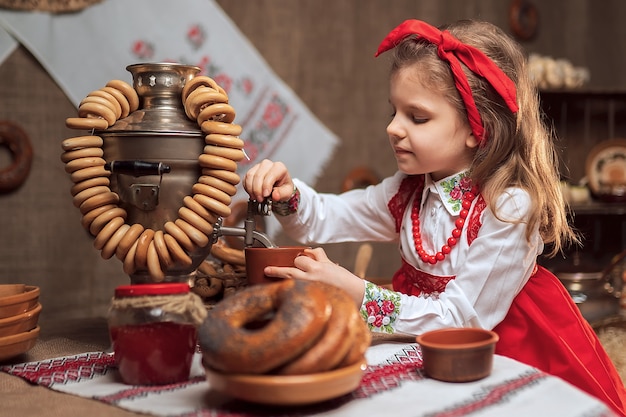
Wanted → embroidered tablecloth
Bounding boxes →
[0,342,616,417]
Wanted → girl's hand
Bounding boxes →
[263,247,366,307]
[244,159,294,203]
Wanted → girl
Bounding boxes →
[243,19,626,415]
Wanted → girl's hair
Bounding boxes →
[389,19,578,257]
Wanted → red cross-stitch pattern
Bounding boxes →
[1,352,114,386]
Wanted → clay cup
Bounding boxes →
[244,246,310,285]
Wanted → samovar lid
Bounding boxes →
[102,62,203,137]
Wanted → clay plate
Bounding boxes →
[205,360,367,405]
[0,285,40,319]
[0,303,42,338]
[0,325,40,362]
[585,138,626,202]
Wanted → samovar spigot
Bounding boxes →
[212,199,277,248]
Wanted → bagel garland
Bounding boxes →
[199,280,372,375]
[61,76,244,281]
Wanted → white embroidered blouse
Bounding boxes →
[276,171,543,336]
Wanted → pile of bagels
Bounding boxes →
[199,279,371,375]
[61,76,246,282]
[192,242,247,302]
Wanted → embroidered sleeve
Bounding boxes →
[360,281,402,334]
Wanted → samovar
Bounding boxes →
[62,62,274,284]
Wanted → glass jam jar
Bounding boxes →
[108,283,206,385]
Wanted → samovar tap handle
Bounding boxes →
[211,199,277,248]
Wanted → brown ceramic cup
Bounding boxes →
[244,246,310,285]
[416,327,499,382]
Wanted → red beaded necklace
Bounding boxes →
[411,184,479,265]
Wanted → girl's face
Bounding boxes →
[386,67,478,181]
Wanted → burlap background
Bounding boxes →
[0,0,625,323]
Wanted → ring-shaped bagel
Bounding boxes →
[65,117,108,131]
[0,121,33,193]
[198,154,238,172]
[62,135,104,152]
[178,206,215,236]
[182,75,225,103]
[198,175,237,197]
[203,144,245,162]
[276,282,357,375]
[81,204,117,230]
[183,195,215,221]
[339,311,372,367]
[201,169,241,185]
[100,86,131,118]
[191,183,232,206]
[175,218,210,248]
[163,233,193,266]
[116,223,145,261]
[186,88,229,120]
[72,185,111,208]
[199,280,332,374]
[201,120,243,137]
[193,194,231,218]
[79,191,119,215]
[70,165,110,183]
[147,241,166,282]
[509,0,539,41]
[205,133,245,150]
[134,228,155,268]
[101,224,130,260]
[89,206,127,236]
[93,216,125,250]
[64,156,106,174]
[78,101,117,126]
[80,94,121,120]
[123,240,139,275]
[61,147,103,164]
[71,176,110,196]
[163,221,195,252]
[197,103,236,125]
[86,90,122,119]
[153,230,173,269]
[105,80,140,113]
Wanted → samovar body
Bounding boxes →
[101,63,209,283]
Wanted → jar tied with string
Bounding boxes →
[107,283,208,385]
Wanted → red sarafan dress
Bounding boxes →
[277,171,626,415]
[388,175,626,417]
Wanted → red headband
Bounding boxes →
[375,19,518,143]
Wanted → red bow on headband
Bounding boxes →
[375,20,518,143]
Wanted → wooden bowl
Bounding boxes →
[0,303,42,338]
[205,359,367,405]
[416,327,499,382]
[0,325,40,362]
[0,285,40,319]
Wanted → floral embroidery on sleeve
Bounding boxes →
[360,282,401,334]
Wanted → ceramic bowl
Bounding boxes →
[0,303,42,338]
[0,285,40,319]
[0,325,40,362]
[416,327,499,382]
[0,284,26,298]
[205,359,367,405]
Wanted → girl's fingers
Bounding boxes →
[244,159,292,202]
